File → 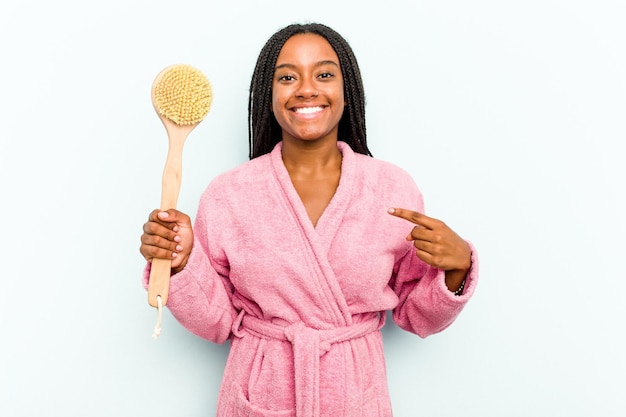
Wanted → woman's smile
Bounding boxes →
[293,105,325,115]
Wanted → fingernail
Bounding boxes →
[176,245,183,251]
[158,211,169,219]
[174,235,181,242]
[387,208,396,214]
[172,252,178,258]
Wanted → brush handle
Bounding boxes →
[148,258,172,307]
[148,126,190,308]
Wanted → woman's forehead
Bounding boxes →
[276,33,339,65]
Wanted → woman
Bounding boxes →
[140,22,478,417]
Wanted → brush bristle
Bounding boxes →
[152,64,213,126]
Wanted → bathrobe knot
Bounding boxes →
[239,313,385,417]
[284,321,332,355]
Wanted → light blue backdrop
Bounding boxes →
[1,1,625,416]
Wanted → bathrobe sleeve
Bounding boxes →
[386,168,479,339]
[142,180,238,344]
[390,243,478,338]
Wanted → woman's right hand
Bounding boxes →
[140,209,194,273]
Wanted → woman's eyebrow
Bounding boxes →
[275,60,340,71]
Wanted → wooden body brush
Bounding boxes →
[148,64,213,335]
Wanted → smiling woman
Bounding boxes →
[139,22,478,417]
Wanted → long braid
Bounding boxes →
[337,39,368,154]
[248,23,372,159]
[249,35,280,158]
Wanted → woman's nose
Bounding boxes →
[296,78,318,98]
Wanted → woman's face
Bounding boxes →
[272,33,345,144]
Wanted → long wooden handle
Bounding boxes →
[147,128,188,308]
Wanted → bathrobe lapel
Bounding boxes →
[269,142,356,327]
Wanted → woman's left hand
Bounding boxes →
[387,207,471,272]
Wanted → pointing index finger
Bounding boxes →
[387,207,432,228]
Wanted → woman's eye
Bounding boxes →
[278,75,295,82]
[318,72,334,79]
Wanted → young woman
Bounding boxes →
[140,22,478,417]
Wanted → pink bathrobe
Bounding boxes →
[144,141,478,417]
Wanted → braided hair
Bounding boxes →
[248,23,372,159]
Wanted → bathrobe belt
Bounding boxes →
[234,312,385,417]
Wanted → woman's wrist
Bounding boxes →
[444,267,469,295]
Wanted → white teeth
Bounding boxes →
[294,106,323,114]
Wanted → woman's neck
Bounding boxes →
[281,139,342,180]
[281,138,342,227]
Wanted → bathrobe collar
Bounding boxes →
[270,140,357,326]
